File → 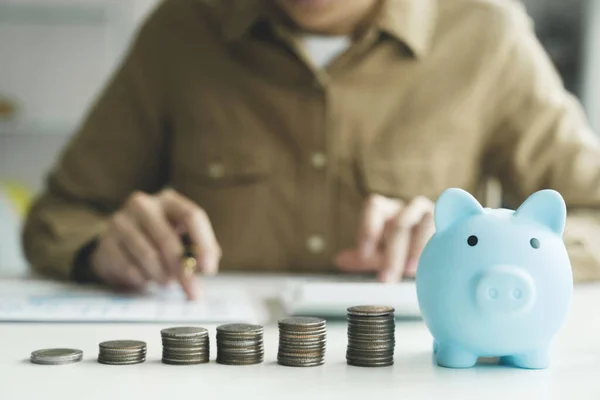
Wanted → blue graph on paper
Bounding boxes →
[0,280,263,323]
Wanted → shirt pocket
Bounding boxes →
[172,127,272,187]
[357,131,479,201]
[170,129,278,269]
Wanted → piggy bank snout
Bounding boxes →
[474,266,535,314]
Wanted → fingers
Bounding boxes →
[94,235,147,290]
[378,196,434,283]
[404,212,435,278]
[111,211,167,284]
[126,192,183,276]
[160,190,221,276]
[378,218,411,283]
[91,189,221,301]
[356,195,402,259]
[335,249,381,272]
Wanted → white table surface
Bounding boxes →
[1,274,599,400]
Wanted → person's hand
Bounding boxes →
[335,194,435,283]
[90,189,221,300]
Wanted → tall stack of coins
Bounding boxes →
[277,317,327,367]
[216,323,264,365]
[346,305,395,367]
[161,327,210,365]
[98,340,147,365]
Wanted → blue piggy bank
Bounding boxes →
[416,188,573,369]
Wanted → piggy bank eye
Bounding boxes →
[530,238,540,249]
[467,235,478,246]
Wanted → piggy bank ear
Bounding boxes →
[434,188,484,232]
[514,189,566,235]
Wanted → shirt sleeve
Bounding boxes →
[484,6,600,283]
[22,7,171,280]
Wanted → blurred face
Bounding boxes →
[275,0,380,35]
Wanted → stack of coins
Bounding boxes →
[30,348,83,365]
[277,317,327,367]
[216,323,264,365]
[98,340,147,365]
[161,327,210,365]
[346,305,396,367]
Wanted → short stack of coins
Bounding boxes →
[346,305,396,367]
[161,327,210,365]
[98,340,147,365]
[277,317,327,367]
[216,323,264,365]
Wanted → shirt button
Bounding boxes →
[207,163,225,179]
[310,152,327,170]
[306,235,326,254]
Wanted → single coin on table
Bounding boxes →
[30,348,83,365]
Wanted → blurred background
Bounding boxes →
[0,0,599,274]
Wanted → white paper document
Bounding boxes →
[0,279,267,323]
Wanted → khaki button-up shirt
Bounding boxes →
[23,0,600,282]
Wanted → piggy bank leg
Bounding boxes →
[435,342,478,368]
[508,348,550,370]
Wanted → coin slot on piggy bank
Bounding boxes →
[416,188,573,369]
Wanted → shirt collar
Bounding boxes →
[218,0,273,42]
[218,0,438,58]
[375,0,438,58]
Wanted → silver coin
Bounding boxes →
[278,317,326,329]
[161,327,208,338]
[347,315,395,321]
[99,340,146,350]
[278,343,326,351]
[348,333,395,340]
[347,355,394,362]
[347,359,394,367]
[162,358,209,365]
[162,359,209,365]
[348,338,395,345]
[347,305,395,316]
[278,359,325,367]
[30,358,82,366]
[217,348,264,357]
[163,337,206,343]
[216,358,263,366]
[98,358,146,365]
[163,353,209,359]
[348,329,394,335]
[98,353,147,360]
[216,323,263,335]
[30,348,83,365]
[279,336,326,341]
[278,328,327,336]
[162,346,208,353]
[348,322,393,326]
[99,348,147,355]
[215,339,263,347]
[347,349,394,357]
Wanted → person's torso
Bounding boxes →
[148,0,519,272]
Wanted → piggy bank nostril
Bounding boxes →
[488,288,498,299]
[513,289,522,299]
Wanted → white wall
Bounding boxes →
[0,0,160,191]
